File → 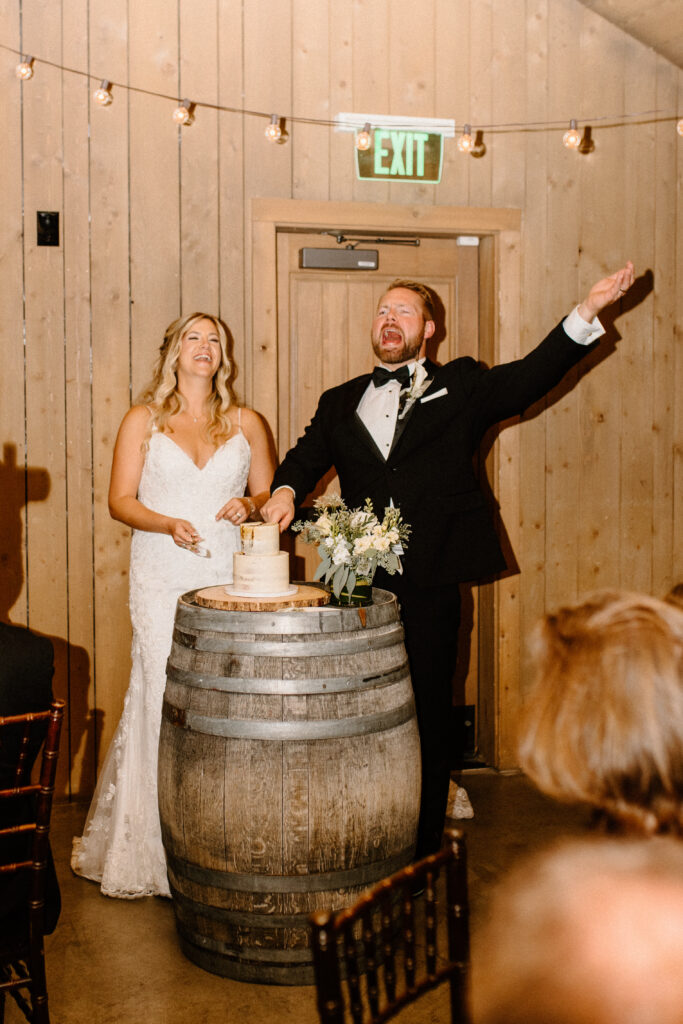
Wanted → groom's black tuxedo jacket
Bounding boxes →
[272,319,596,586]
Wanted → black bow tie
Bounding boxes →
[371,365,411,389]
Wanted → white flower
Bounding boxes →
[353,535,373,555]
[316,513,333,536]
[398,362,432,419]
[332,539,352,565]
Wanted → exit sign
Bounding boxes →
[356,129,444,183]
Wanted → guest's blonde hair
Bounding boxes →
[138,312,237,445]
[471,836,683,1024]
[518,590,683,835]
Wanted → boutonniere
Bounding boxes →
[398,362,432,419]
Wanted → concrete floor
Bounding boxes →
[10,772,588,1024]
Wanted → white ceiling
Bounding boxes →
[576,0,683,68]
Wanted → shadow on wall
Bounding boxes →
[0,442,96,797]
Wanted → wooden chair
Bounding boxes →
[0,699,65,1024]
[310,827,470,1024]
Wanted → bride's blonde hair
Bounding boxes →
[138,312,238,445]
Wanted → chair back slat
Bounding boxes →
[310,828,470,1024]
[0,698,65,1024]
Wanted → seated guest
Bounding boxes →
[0,621,61,938]
[470,836,683,1024]
[518,590,683,836]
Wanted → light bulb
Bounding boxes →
[94,80,113,106]
[457,124,474,153]
[15,56,35,81]
[355,123,372,151]
[677,118,683,137]
[265,115,282,142]
[563,119,581,149]
[470,130,486,158]
[172,99,195,127]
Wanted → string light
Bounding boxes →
[563,119,581,149]
[355,123,372,151]
[4,44,680,145]
[457,124,474,153]
[172,99,195,127]
[15,55,34,80]
[265,114,282,142]
[94,79,113,106]
[470,130,486,158]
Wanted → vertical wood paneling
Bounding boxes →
[89,0,132,769]
[619,37,657,594]
[491,0,526,210]
[468,0,492,207]
[327,3,354,202]
[62,0,95,795]
[0,5,28,628]
[216,0,246,389]
[243,1,293,201]
[292,0,330,201]
[576,8,625,594]
[179,0,220,313]
[651,60,679,594]
[387,0,436,207]
[675,70,683,587]
[434,0,471,207]
[543,0,584,613]
[351,0,390,204]
[3,0,681,786]
[518,0,550,690]
[129,2,180,394]
[21,3,69,784]
[21,0,65,618]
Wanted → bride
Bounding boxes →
[72,313,275,898]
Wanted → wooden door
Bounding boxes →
[275,230,486,755]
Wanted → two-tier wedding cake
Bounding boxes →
[225,522,295,597]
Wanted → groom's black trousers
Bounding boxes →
[375,569,462,859]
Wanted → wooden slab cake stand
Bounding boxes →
[194,583,330,612]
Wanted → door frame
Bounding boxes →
[248,197,522,770]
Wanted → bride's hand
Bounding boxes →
[216,496,254,525]
[168,518,202,549]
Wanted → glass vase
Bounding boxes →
[330,576,373,607]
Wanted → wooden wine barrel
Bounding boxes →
[158,586,421,985]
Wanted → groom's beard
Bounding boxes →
[371,325,424,365]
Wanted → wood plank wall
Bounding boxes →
[1,0,681,791]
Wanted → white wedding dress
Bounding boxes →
[71,425,251,898]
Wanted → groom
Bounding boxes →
[262,262,635,858]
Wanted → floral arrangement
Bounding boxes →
[398,362,432,418]
[292,495,411,599]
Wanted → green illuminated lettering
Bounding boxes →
[374,131,390,173]
[414,133,428,177]
[389,131,405,175]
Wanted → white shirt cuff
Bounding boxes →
[272,484,296,499]
[563,306,605,346]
